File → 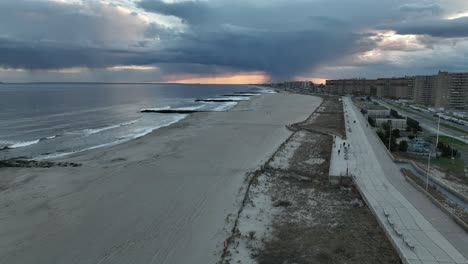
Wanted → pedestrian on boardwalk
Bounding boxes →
[338,149,340,155]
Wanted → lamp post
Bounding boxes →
[435,115,440,156]
[426,150,431,192]
[426,115,441,192]
[388,120,392,152]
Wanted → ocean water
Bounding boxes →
[0,83,273,160]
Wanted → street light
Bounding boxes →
[426,150,431,192]
[388,120,392,152]
[435,115,440,155]
[426,115,440,192]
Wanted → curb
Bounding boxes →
[409,161,468,204]
[403,176,468,233]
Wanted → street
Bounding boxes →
[377,99,468,143]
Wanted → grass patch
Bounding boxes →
[431,157,465,174]
[367,104,387,110]
[440,123,468,135]
[431,135,468,150]
[353,99,387,110]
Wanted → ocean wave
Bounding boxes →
[142,101,238,113]
[196,96,250,102]
[258,89,277,94]
[35,151,77,160]
[83,119,140,135]
[35,115,188,160]
[7,139,41,149]
[141,105,204,113]
[0,134,62,150]
[40,135,60,141]
[229,93,260,96]
[206,102,238,111]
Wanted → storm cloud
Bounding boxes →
[1,0,468,82]
[384,17,468,38]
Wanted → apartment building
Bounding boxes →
[326,77,412,99]
[376,77,413,99]
[326,71,467,110]
[413,75,436,106]
[326,79,376,95]
[448,72,468,110]
[413,71,468,110]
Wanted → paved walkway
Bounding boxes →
[329,137,352,178]
[329,97,468,264]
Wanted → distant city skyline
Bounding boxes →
[1,0,468,84]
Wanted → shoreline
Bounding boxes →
[0,92,321,264]
[60,92,263,163]
[0,84,276,162]
[1,91,263,164]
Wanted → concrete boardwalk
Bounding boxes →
[329,97,468,264]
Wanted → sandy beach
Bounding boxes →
[0,93,322,264]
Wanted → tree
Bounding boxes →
[407,117,421,133]
[382,121,391,133]
[368,116,376,127]
[392,129,400,138]
[408,134,415,140]
[377,130,386,142]
[377,128,398,152]
[437,142,459,158]
[399,140,408,152]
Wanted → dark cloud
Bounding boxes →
[0,38,170,70]
[399,3,442,14]
[384,17,468,37]
[0,0,172,70]
[1,0,468,81]
[0,0,150,47]
[136,0,391,79]
[165,29,372,79]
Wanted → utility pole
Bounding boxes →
[388,121,392,152]
[426,150,431,192]
[451,147,454,162]
[426,115,440,192]
[435,115,440,157]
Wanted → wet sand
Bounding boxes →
[0,93,322,264]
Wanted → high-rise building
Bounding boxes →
[376,77,413,99]
[448,72,468,110]
[413,71,468,110]
[412,75,436,106]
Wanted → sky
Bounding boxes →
[1,0,468,84]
